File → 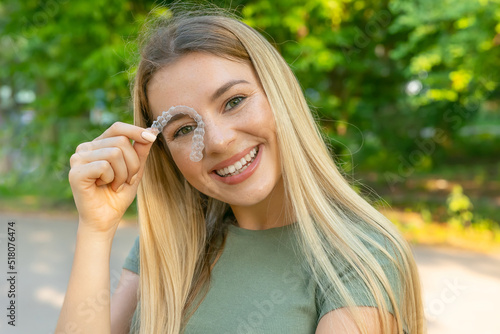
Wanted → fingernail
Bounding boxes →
[116,184,125,192]
[129,174,138,185]
[141,130,157,143]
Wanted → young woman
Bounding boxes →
[56,8,425,334]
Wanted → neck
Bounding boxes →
[229,177,294,230]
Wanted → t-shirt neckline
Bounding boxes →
[227,222,296,236]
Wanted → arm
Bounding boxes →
[56,227,115,333]
[316,307,398,334]
[56,122,156,333]
[111,269,140,334]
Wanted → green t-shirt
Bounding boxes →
[123,223,402,333]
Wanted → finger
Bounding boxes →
[69,160,115,189]
[76,148,129,191]
[76,136,141,184]
[129,139,156,184]
[94,122,158,145]
[91,161,116,187]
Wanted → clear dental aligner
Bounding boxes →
[149,105,205,162]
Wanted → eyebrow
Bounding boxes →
[159,79,251,130]
[211,79,250,102]
[162,113,190,129]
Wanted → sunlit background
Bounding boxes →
[0,0,499,333]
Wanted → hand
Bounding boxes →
[68,122,158,234]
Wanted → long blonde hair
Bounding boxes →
[132,7,425,334]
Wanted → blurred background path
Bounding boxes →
[0,212,498,334]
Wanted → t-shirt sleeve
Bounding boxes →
[123,236,140,274]
[316,232,403,322]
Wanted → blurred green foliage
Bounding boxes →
[0,0,499,225]
[446,185,474,227]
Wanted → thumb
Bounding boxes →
[133,135,157,181]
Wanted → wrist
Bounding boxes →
[76,221,118,245]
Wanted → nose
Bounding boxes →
[202,116,237,156]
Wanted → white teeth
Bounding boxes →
[216,146,259,177]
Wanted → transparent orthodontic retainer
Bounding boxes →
[149,105,205,162]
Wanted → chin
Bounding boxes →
[222,182,281,207]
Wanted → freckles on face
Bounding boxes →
[170,145,211,188]
[146,52,282,205]
[160,121,209,187]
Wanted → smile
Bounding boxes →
[216,146,259,177]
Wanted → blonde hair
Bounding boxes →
[132,6,425,334]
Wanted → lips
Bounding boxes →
[210,145,259,174]
[215,146,258,177]
[210,144,263,185]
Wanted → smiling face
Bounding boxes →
[147,52,283,208]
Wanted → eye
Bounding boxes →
[225,96,245,111]
[173,125,195,138]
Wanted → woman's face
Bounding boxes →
[147,52,282,207]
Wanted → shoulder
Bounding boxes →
[316,226,405,322]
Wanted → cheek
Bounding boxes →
[167,141,199,178]
[241,98,277,135]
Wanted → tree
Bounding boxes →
[1,0,499,202]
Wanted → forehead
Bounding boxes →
[147,53,257,117]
